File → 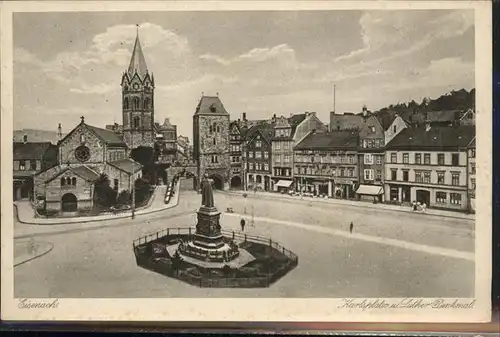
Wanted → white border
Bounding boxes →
[1,1,492,322]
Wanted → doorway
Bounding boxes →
[416,189,430,205]
[61,193,78,212]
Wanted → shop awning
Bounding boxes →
[356,185,384,196]
[275,180,293,188]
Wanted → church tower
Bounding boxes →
[121,27,155,149]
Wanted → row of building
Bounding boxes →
[216,102,476,213]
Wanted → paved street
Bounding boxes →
[14,180,474,298]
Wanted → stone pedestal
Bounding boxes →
[193,206,224,250]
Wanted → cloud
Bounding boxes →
[69,83,116,95]
[334,10,474,65]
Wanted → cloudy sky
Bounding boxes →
[13,10,474,138]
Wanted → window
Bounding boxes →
[133,116,140,129]
[437,171,445,184]
[415,171,423,183]
[391,169,397,181]
[451,172,460,186]
[403,153,409,164]
[364,169,374,180]
[144,98,150,109]
[436,192,447,203]
[376,170,382,181]
[133,97,140,109]
[391,153,397,163]
[376,155,382,165]
[284,154,290,163]
[30,160,37,171]
[113,179,118,190]
[340,168,345,177]
[393,125,397,133]
[213,138,216,145]
[423,171,431,184]
[275,142,281,150]
[438,153,445,165]
[249,152,253,158]
[348,168,354,177]
[211,155,219,164]
[66,177,71,185]
[80,134,85,143]
[209,125,213,133]
[369,126,376,133]
[264,152,269,159]
[415,153,421,164]
[255,152,262,159]
[275,156,280,164]
[403,170,409,182]
[450,193,462,205]
[19,160,26,170]
[124,97,129,109]
[471,149,476,158]
[364,154,373,165]
[310,156,315,163]
[264,163,269,171]
[60,177,65,186]
[471,178,476,190]
[451,153,459,166]
[471,163,476,174]
[249,163,254,170]
[256,141,261,148]
[348,155,355,164]
[424,153,431,165]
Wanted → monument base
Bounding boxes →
[178,240,240,263]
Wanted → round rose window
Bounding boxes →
[75,145,90,162]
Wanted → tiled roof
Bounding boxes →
[13,142,52,160]
[386,125,475,150]
[194,96,229,115]
[128,33,149,79]
[424,110,461,123]
[14,129,63,144]
[295,131,359,150]
[330,114,363,131]
[245,122,274,144]
[71,166,101,182]
[288,113,306,127]
[45,165,100,183]
[375,111,398,131]
[108,159,142,174]
[86,125,127,147]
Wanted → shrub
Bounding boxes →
[116,190,132,206]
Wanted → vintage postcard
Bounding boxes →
[1,0,492,323]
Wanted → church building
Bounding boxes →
[32,30,157,214]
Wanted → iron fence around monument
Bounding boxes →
[132,227,298,288]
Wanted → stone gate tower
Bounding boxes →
[193,95,231,190]
[121,29,155,149]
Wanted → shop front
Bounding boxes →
[274,179,293,193]
[356,184,384,203]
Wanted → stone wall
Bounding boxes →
[59,124,105,165]
[123,131,154,148]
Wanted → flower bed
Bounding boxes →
[133,228,298,288]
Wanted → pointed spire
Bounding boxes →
[127,24,148,79]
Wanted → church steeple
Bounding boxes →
[121,23,155,150]
[127,25,149,80]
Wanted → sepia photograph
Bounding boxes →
[1,0,492,323]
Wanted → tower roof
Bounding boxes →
[194,96,229,116]
[127,30,148,79]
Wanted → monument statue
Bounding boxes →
[201,173,214,208]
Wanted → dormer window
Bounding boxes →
[210,104,216,113]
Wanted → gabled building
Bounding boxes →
[244,122,273,191]
[294,130,358,198]
[155,118,178,164]
[13,140,58,200]
[271,112,327,193]
[384,124,475,211]
[229,120,244,189]
[193,95,231,190]
[34,117,142,213]
[355,106,386,202]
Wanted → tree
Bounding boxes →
[116,190,131,206]
[134,177,152,206]
[130,146,154,166]
[93,173,117,207]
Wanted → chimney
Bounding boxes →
[272,114,277,123]
[23,134,28,144]
[57,123,62,140]
[242,112,247,121]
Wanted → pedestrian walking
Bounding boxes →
[422,202,427,213]
[349,222,354,234]
[240,218,246,231]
